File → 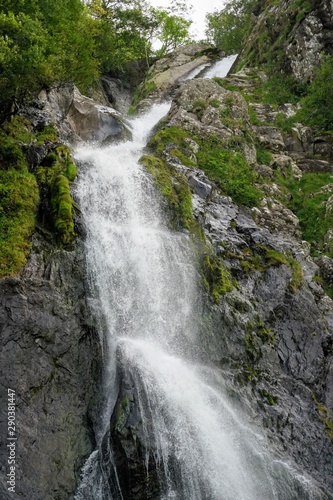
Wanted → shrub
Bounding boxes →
[196,135,260,207]
[297,55,333,132]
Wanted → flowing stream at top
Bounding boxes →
[74,59,325,499]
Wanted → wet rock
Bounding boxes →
[67,88,132,144]
[0,234,101,499]
[101,76,133,115]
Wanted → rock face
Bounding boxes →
[21,83,131,145]
[0,234,101,499]
[243,0,333,83]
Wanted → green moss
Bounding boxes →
[192,98,207,119]
[259,389,278,406]
[236,244,303,291]
[0,170,39,277]
[36,144,77,245]
[148,126,191,155]
[313,394,333,439]
[0,117,40,277]
[140,155,193,230]
[52,175,75,245]
[0,131,26,171]
[115,397,130,433]
[3,116,34,144]
[202,253,233,303]
[36,125,58,144]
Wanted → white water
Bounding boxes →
[74,60,324,499]
[204,54,238,78]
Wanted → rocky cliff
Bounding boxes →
[1,4,333,497]
[0,81,131,498]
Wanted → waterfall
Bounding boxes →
[74,61,326,500]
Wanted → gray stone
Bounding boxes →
[0,235,101,500]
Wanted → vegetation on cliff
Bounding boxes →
[0,0,192,119]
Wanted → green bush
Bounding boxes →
[196,135,260,207]
[297,55,333,132]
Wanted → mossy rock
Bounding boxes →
[140,154,193,230]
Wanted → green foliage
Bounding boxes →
[90,0,191,73]
[274,112,297,132]
[196,135,260,207]
[254,74,308,105]
[202,254,233,303]
[256,147,272,165]
[153,9,191,58]
[0,2,98,113]
[278,172,333,257]
[206,0,254,54]
[247,106,262,126]
[297,55,333,132]
[213,78,240,93]
[140,154,193,230]
[148,126,191,154]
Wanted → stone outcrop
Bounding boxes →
[0,234,101,499]
[20,83,131,145]
[242,0,333,83]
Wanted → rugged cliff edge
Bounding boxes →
[0,80,131,498]
[108,71,333,497]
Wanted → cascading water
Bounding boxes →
[74,61,327,500]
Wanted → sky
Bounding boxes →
[148,0,226,41]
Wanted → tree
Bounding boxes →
[0,0,98,116]
[205,0,254,54]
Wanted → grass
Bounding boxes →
[195,135,261,207]
[256,147,272,165]
[277,172,333,257]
